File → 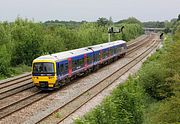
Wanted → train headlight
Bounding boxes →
[34,77,38,79]
[49,76,54,79]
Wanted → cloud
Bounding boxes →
[0,0,179,22]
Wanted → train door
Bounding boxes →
[84,54,87,70]
[108,48,111,57]
[68,58,72,77]
[100,50,103,64]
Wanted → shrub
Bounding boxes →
[0,45,11,76]
[144,96,180,124]
[139,62,174,100]
[75,78,145,124]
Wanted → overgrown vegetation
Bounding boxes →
[0,17,143,78]
[74,16,180,124]
[75,77,145,124]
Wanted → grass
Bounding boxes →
[55,112,61,118]
[0,64,31,80]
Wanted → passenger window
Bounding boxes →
[87,56,90,64]
[76,59,83,68]
[64,63,68,73]
[103,50,108,58]
[58,64,63,75]
[115,47,118,53]
[110,48,114,55]
[72,60,78,71]
[96,53,100,61]
[98,52,101,60]
[60,64,64,73]
[80,59,84,66]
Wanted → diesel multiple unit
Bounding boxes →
[32,40,127,90]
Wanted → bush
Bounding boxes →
[0,45,11,76]
[139,62,174,100]
[144,96,180,124]
[75,78,145,124]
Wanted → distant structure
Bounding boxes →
[144,28,165,34]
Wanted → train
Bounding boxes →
[32,40,127,90]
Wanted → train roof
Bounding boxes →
[89,40,126,51]
[33,47,92,62]
[33,40,126,63]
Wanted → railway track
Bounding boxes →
[0,91,49,119]
[127,35,149,48]
[127,35,154,55]
[0,73,31,87]
[0,34,151,100]
[0,34,156,121]
[0,82,34,100]
[23,36,160,124]
[0,75,32,100]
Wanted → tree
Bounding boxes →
[0,45,11,76]
[0,25,11,76]
[108,17,113,25]
[164,20,171,33]
[116,17,142,25]
[97,17,109,26]
[11,19,43,66]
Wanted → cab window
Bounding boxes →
[33,62,54,74]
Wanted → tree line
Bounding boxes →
[0,17,143,77]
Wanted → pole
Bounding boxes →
[108,33,111,42]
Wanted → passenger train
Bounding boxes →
[32,40,127,90]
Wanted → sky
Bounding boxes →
[0,0,179,22]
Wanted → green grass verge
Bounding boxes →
[0,64,31,80]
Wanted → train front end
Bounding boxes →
[32,60,57,90]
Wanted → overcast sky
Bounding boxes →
[0,0,179,22]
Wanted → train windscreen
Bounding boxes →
[33,62,54,75]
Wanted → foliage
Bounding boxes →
[75,78,145,124]
[116,17,142,26]
[44,20,82,28]
[11,18,43,66]
[0,17,143,78]
[144,96,180,124]
[0,24,11,76]
[142,24,180,124]
[0,45,11,76]
[139,62,174,100]
[97,17,113,27]
[115,23,144,41]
